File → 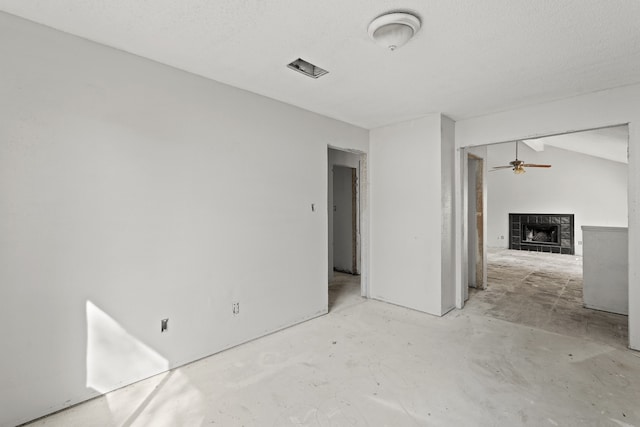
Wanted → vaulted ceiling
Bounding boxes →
[524,126,629,164]
[1,1,640,129]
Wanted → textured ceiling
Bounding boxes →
[1,1,640,129]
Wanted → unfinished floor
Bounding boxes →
[24,270,639,426]
[468,248,628,349]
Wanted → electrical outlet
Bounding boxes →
[161,318,169,333]
[232,302,240,315]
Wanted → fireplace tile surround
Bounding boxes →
[509,213,575,255]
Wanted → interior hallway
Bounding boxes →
[468,248,628,349]
[328,272,363,313]
[25,271,640,426]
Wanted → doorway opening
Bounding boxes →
[328,147,367,312]
[460,125,630,348]
[465,151,487,303]
[333,165,358,275]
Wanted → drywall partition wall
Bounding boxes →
[370,115,444,315]
[582,226,629,315]
[441,116,456,313]
[0,13,368,427]
[487,143,628,256]
[455,83,640,350]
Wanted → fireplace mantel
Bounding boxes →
[509,213,575,254]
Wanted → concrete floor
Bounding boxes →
[26,270,640,426]
[468,248,629,349]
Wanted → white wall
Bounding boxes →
[0,13,368,427]
[487,143,628,256]
[440,116,456,312]
[370,115,450,315]
[582,226,628,315]
[455,83,640,350]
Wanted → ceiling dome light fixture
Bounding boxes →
[368,12,421,51]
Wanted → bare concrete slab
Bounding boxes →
[468,248,628,349]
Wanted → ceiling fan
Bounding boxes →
[491,140,552,174]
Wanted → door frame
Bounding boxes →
[467,152,487,292]
[331,164,359,275]
[460,148,488,305]
[328,146,369,298]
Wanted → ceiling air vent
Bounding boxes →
[287,58,328,79]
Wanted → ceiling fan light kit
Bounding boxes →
[368,12,421,51]
[492,141,552,174]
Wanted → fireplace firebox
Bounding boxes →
[509,213,574,254]
[522,224,559,244]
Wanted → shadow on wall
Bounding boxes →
[85,301,204,426]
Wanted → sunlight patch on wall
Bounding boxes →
[85,301,205,425]
[86,300,168,394]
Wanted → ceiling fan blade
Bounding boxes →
[491,165,513,169]
[522,164,552,168]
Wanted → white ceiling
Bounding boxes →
[524,126,629,164]
[1,1,640,129]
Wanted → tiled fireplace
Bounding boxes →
[509,213,575,255]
